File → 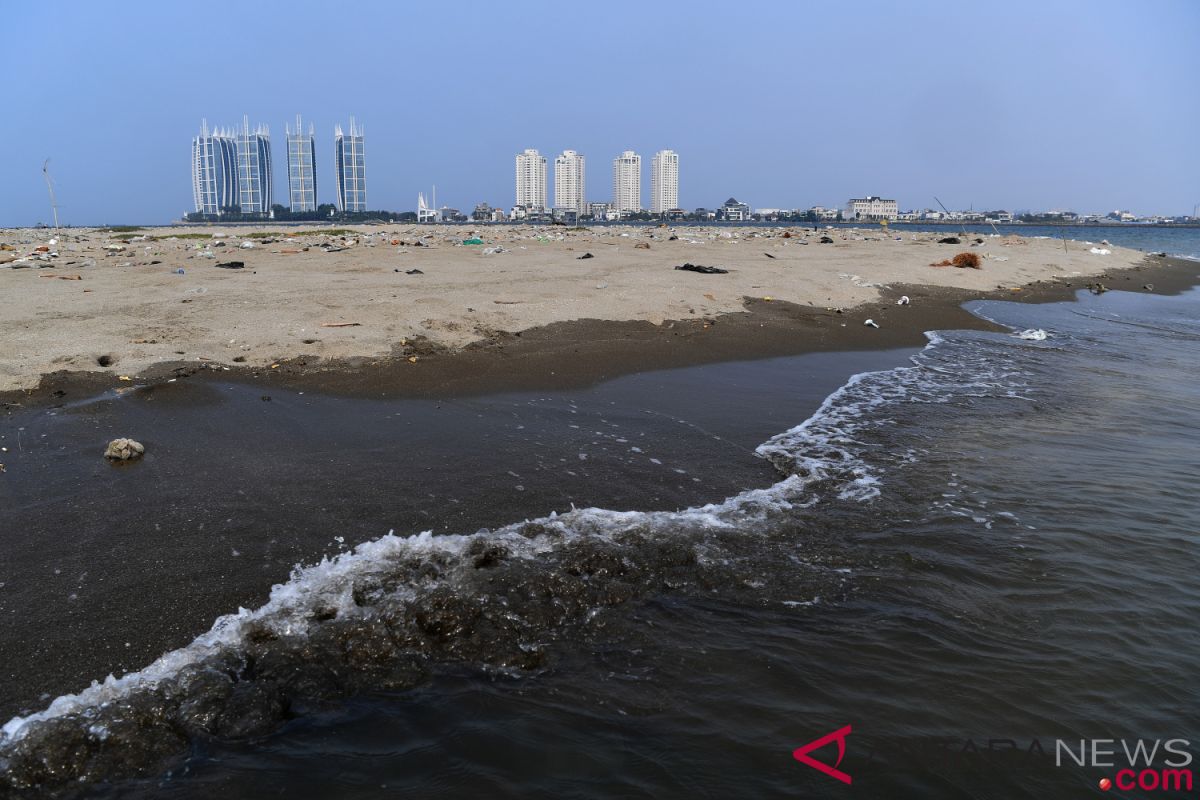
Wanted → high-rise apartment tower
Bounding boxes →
[335,117,367,213]
[286,114,317,212]
[553,150,586,214]
[612,150,642,213]
[515,149,548,211]
[650,149,679,213]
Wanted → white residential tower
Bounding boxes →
[515,149,548,211]
[612,150,642,213]
[553,150,586,214]
[650,149,679,213]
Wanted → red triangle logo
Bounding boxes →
[793,725,852,785]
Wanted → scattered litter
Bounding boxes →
[1089,247,1112,255]
[240,241,255,249]
[407,356,418,363]
[174,268,185,275]
[482,247,508,255]
[595,282,608,289]
[321,322,362,327]
[1088,283,1108,295]
[462,238,484,245]
[897,295,910,305]
[39,274,83,280]
[214,261,245,269]
[675,263,729,274]
[764,252,776,259]
[1016,329,1047,341]
[938,236,961,244]
[405,268,424,275]
[864,319,880,328]
[819,236,834,244]
[1144,283,1155,291]
[634,242,651,250]
[703,293,716,301]
[104,438,144,461]
[576,253,594,259]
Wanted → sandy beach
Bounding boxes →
[0,224,1171,404]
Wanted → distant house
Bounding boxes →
[720,197,750,221]
[846,196,898,221]
[588,201,614,221]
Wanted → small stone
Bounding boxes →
[104,438,145,461]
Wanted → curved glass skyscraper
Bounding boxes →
[335,118,366,213]
[191,120,238,216]
[286,114,317,213]
[237,116,273,216]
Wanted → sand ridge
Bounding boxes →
[0,224,1142,393]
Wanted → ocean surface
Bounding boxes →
[1,237,1198,798]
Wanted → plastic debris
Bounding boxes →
[1016,329,1047,341]
[214,261,245,269]
[240,241,256,249]
[938,236,961,244]
[104,438,145,461]
[675,263,729,274]
[576,253,594,259]
[897,295,910,305]
[321,322,362,327]
[1089,247,1111,255]
[462,238,484,245]
[864,319,880,328]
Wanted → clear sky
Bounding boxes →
[1,0,1197,226]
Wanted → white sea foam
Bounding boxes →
[1,327,1032,748]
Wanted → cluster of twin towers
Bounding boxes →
[516,148,680,215]
[190,115,366,217]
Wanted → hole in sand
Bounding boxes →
[96,354,116,367]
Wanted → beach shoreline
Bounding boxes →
[2,224,1196,410]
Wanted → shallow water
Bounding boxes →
[3,276,1200,797]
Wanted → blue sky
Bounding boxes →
[1,0,1196,225]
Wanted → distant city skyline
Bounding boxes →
[2,2,1197,226]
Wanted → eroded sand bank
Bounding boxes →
[0,224,1145,394]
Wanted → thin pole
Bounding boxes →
[42,159,60,230]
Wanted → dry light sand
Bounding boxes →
[0,224,1143,393]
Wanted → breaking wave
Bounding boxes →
[0,328,1038,794]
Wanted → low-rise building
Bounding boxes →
[846,196,898,221]
[720,197,750,221]
[587,201,614,221]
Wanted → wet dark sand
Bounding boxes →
[4,256,1194,412]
